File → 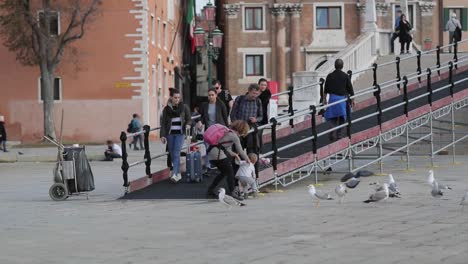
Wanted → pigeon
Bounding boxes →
[335,183,347,204]
[308,184,333,207]
[460,190,468,211]
[345,177,361,189]
[341,170,375,182]
[428,170,452,190]
[218,188,246,209]
[364,183,389,203]
[388,174,401,197]
[431,182,443,198]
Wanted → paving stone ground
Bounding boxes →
[1,154,468,264]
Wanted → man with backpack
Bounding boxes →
[446,13,462,53]
[230,83,263,154]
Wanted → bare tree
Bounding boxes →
[0,0,101,139]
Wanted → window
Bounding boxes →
[245,7,263,30]
[163,23,167,49]
[443,8,468,31]
[167,0,174,21]
[163,69,168,91]
[151,15,155,45]
[157,19,161,47]
[38,11,59,35]
[39,77,61,101]
[316,7,341,29]
[245,55,264,76]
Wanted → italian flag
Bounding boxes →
[187,0,195,54]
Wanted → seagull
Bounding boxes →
[308,185,333,207]
[431,182,443,198]
[335,183,347,204]
[388,174,401,197]
[218,188,246,209]
[460,190,468,211]
[428,170,452,190]
[345,177,361,189]
[364,183,389,203]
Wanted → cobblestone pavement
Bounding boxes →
[1,155,468,264]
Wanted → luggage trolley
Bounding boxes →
[45,136,95,201]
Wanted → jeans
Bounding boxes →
[390,33,399,53]
[328,116,345,142]
[449,31,455,53]
[132,134,143,150]
[1,140,6,152]
[204,141,212,169]
[400,41,410,54]
[167,134,185,176]
[236,176,258,192]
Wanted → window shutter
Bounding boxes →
[444,8,449,32]
[462,8,468,31]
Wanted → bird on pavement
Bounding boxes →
[388,174,401,197]
[431,182,443,198]
[218,188,246,209]
[460,190,468,211]
[335,183,347,204]
[345,177,361,189]
[341,170,375,182]
[364,183,389,203]
[308,184,333,207]
[427,170,452,190]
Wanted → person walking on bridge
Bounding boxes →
[324,59,355,142]
[446,13,462,53]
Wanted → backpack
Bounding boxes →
[203,124,231,146]
[126,121,133,133]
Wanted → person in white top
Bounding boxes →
[104,140,122,161]
[234,153,259,199]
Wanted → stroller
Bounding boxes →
[45,136,95,201]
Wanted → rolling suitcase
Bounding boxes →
[185,129,203,183]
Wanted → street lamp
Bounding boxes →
[193,1,223,90]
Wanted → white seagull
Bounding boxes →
[460,190,468,211]
[388,174,401,197]
[308,184,333,207]
[335,183,347,204]
[364,183,389,203]
[428,170,452,190]
[218,188,246,209]
[431,181,443,198]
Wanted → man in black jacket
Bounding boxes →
[0,115,7,152]
[324,59,355,142]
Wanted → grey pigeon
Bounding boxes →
[364,183,389,203]
[356,170,374,177]
[218,188,246,209]
[431,182,443,198]
[345,177,361,189]
[308,185,333,207]
[341,172,355,182]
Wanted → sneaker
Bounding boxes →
[253,191,259,198]
[134,147,140,151]
[169,174,178,182]
[243,192,248,199]
[176,173,182,182]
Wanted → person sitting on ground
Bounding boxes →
[0,115,7,152]
[206,120,250,200]
[104,140,122,161]
[234,152,259,199]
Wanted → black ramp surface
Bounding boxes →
[123,70,468,199]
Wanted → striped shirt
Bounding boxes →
[170,117,182,134]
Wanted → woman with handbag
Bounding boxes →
[397,14,412,54]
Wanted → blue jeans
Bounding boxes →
[204,142,212,168]
[167,134,185,176]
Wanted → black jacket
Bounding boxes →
[160,103,191,138]
[0,122,6,141]
[324,70,354,96]
[258,89,272,125]
[200,99,228,127]
[397,21,412,43]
